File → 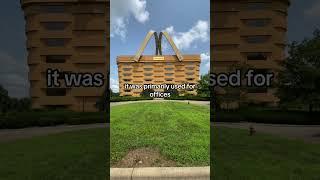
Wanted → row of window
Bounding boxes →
[46,88,66,96]
[246,2,269,11]
[122,72,195,77]
[244,35,270,44]
[243,19,271,27]
[122,67,196,73]
[246,53,268,60]
[36,5,105,14]
[43,38,68,47]
[42,22,68,31]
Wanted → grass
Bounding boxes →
[110,102,210,166]
[212,127,320,180]
[0,128,109,180]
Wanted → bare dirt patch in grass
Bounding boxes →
[113,148,177,168]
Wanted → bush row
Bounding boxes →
[0,111,108,129]
[214,110,320,125]
[110,96,153,102]
[165,95,210,101]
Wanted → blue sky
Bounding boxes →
[110,0,210,92]
[0,0,320,97]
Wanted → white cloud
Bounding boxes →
[201,53,210,62]
[164,20,209,50]
[305,1,320,17]
[111,0,150,40]
[110,77,119,93]
[200,52,210,74]
[0,52,29,98]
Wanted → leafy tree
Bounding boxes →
[110,89,120,97]
[0,85,31,113]
[165,87,179,97]
[0,85,10,114]
[277,29,320,112]
[214,63,251,110]
[197,73,210,97]
[140,89,154,97]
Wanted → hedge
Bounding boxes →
[165,95,210,101]
[0,111,107,129]
[110,96,153,102]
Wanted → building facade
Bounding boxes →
[211,0,289,106]
[117,55,201,97]
[21,0,109,112]
[117,31,201,97]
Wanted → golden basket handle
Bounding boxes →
[132,31,184,62]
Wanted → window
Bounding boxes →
[46,55,67,63]
[73,4,105,14]
[186,67,195,70]
[41,5,66,13]
[186,72,195,75]
[245,36,269,44]
[144,73,153,76]
[247,52,268,60]
[123,68,132,71]
[46,88,66,96]
[244,19,270,27]
[247,2,268,10]
[42,22,68,30]
[165,68,174,71]
[144,68,153,71]
[165,73,174,76]
[123,73,132,77]
[124,90,131,93]
[144,63,153,66]
[44,38,67,47]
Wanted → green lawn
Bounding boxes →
[0,128,109,180]
[110,102,210,166]
[212,127,320,180]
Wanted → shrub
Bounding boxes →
[0,111,108,129]
[165,95,210,101]
[110,96,152,102]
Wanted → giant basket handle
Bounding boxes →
[132,31,184,62]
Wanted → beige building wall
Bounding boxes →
[117,55,201,97]
[211,0,289,106]
[21,0,109,112]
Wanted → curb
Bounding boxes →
[111,167,210,180]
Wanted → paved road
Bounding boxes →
[0,123,108,142]
[213,122,320,143]
[111,100,210,107]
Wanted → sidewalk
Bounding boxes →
[111,166,210,180]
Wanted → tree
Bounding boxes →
[0,85,10,114]
[110,89,120,97]
[197,73,210,97]
[140,89,154,97]
[214,63,251,110]
[277,29,320,112]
